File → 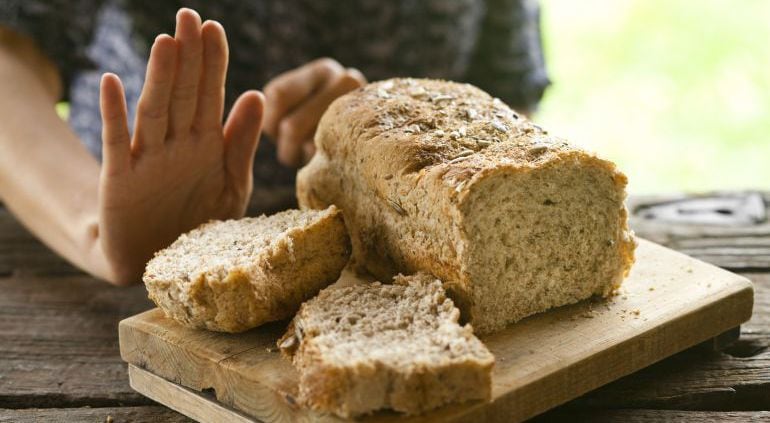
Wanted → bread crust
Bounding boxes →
[278,274,494,417]
[143,206,351,333]
[297,78,636,333]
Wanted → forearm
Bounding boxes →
[0,31,114,282]
[2,10,268,286]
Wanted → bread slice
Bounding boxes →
[143,206,351,333]
[297,78,636,334]
[278,273,495,418]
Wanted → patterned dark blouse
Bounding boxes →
[0,0,549,191]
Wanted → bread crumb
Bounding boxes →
[648,286,655,292]
[631,309,641,316]
[105,416,114,423]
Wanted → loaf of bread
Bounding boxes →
[278,273,494,418]
[297,78,636,334]
[143,206,351,333]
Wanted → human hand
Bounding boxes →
[263,58,366,168]
[98,9,264,284]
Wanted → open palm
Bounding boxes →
[98,9,264,284]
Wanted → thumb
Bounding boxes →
[223,90,265,185]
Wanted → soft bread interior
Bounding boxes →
[283,274,494,417]
[461,158,632,333]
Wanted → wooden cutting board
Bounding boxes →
[119,239,754,422]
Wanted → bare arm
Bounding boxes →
[0,27,111,278]
[0,9,265,285]
[0,8,365,285]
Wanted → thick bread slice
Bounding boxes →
[297,78,636,334]
[278,273,494,418]
[143,206,351,333]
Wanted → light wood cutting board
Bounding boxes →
[119,239,754,422]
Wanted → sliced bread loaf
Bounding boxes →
[297,78,636,334]
[278,273,495,418]
[143,206,351,333]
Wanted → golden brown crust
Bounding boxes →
[143,207,351,333]
[298,78,636,334]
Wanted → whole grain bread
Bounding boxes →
[143,206,351,333]
[297,78,636,334]
[278,273,494,418]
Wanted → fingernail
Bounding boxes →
[177,8,201,22]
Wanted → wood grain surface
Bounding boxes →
[0,406,192,423]
[119,239,754,422]
[1,192,768,422]
[628,192,770,271]
[0,275,153,409]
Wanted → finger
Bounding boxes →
[169,8,203,139]
[301,141,316,165]
[224,90,265,185]
[276,70,363,167]
[99,73,131,175]
[262,57,344,138]
[344,67,367,85]
[194,20,228,132]
[134,34,177,153]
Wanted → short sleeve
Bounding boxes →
[0,0,103,99]
[464,0,550,113]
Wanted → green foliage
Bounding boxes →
[537,0,770,193]
[55,102,69,120]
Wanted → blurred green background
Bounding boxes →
[59,0,767,195]
[536,0,770,194]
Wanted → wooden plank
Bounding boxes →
[0,272,761,417]
[535,409,770,422]
[0,406,192,423]
[558,272,770,412]
[119,239,754,423]
[0,206,82,277]
[628,191,770,270]
[1,192,767,419]
[559,343,770,411]
[129,367,770,423]
[129,365,257,423]
[0,276,154,408]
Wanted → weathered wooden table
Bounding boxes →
[1,192,768,422]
